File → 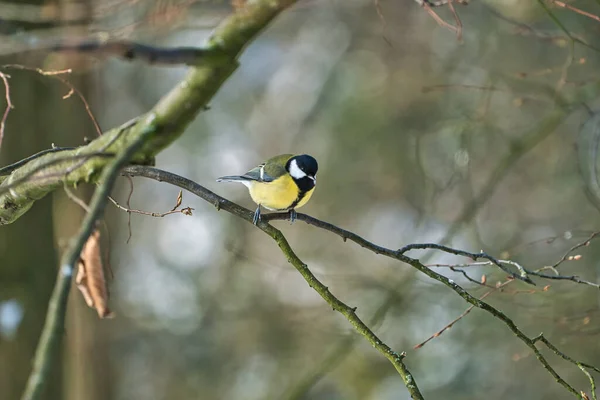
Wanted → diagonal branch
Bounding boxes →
[124,165,599,399]
[123,166,424,399]
[0,0,300,226]
[534,334,599,400]
[398,242,533,284]
[21,115,158,400]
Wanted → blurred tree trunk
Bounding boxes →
[0,3,62,398]
[0,1,111,399]
[0,0,64,395]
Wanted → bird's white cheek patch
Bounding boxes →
[289,159,306,179]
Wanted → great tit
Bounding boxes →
[217,154,318,225]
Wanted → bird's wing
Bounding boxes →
[217,154,293,183]
[260,154,293,180]
[242,163,275,182]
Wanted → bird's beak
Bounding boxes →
[310,176,316,183]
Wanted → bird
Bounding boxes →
[216,154,318,225]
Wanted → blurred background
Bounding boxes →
[1,0,600,399]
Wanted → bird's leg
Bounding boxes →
[289,209,297,223]
[253,205,262,225]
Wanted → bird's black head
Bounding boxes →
[286,154,318,191]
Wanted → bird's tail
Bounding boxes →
[216,175,251,183]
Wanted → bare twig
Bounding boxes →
[427,252,599,289]
[108,190,193,218]
[422,1,460,36]
[63,182,91,212]
[373,0,392,46]
[447,0,463,40]
[414,279,512,349]
[0,71,13,151]
[124,175,135,243]
[2,65,103,137]
[0,147,76,176]
[417,0,467,38]
[534,334,600,400]
[399,243,534,284]
[536,0,600,53]
[0,152,115,196]
[31,39,223,67]
[448,266,496,288]
[548,0,600,23]
[550,231,600,269]
[414,0,469,6]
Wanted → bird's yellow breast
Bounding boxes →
[248,175,314,211]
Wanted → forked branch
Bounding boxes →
[124,165,599,399]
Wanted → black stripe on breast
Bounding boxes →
[286,176,315,210]
[287,191,306,210]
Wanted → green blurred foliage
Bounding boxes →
[2,0,600,399]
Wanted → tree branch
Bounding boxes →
[0,0,300,226]
[124,165,599,399]
[21,115,158,400]
[123,165,425,399]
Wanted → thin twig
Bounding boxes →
[399,243,534,284]
[414,0,469,6]
[0,71,13,151]
[0,147,76,176]
[124,175,135,243]
[448,266,495,287]
[534,334,600,399]
[548,0,600,23]
[414,279,512,348]
[447,0,463,40]
[550,231,600,269]
[108,190,193,218]
[2,65,102,137]
[422,1,460,35]
[63,182,91,212]
[373,0,393,46]
[0,152,115,197]
[536,0,600,53]
[427,252,597,289]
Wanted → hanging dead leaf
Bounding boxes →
[76,229,114,318]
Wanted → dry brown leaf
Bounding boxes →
[76,230,114,318]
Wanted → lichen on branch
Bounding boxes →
[0,0,298,226]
